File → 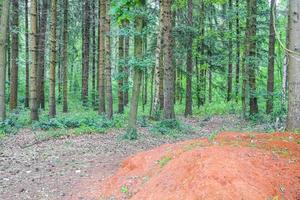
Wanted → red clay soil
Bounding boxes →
[99,132,300,200]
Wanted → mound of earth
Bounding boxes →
[99,132,300,200]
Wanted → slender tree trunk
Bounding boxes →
[286,0,300,130]
[49,0,57,118]
[196,59,201,107]
[105,0,113,119]
[247,0,258,115]
[37,0,48,109]
[123,20,130,107]
[62,0,68,112]
[98,0,106,114]
[199,0,205,106]
[266,0,276,114]
[235,0,240,102]
[123,34,129,106]
[143,35,148,109]
[25,0,30,108]
[227,0,233,102]
[185,0,193,117]
[127,0,145,134]
[163,0,175,119]
[82,0,90,107]
[29,0,39,121]
[10,0,19,110]
[151,0,164,119]
[6,13,10,84]
[91,0,96,107]
[0,0,10,121]
[118,25,124,113]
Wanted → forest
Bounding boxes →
[0,0,300,199]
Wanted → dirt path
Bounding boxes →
[0,115,267,200]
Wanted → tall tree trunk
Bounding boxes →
[25,0,30,108]
[62,0,68,113]
[235,0,240,102]
[127,0,145,135]
[246,0,258,115]
[163,0,175,119]
[266,0,276,114]
[123,20,130,107]
[29,0,39,121]
[196,59,201,107]
[91,0,96,108]
[286,0,300,130]
[49,0,57,118]
[151,0,163,119]
[185,0,193,117]
[199,0,205,106]
[37,0,48,109]
[10,0,19,110]
[118,24,124,113]
[98,0,106,114]
[227,0,233,102]
[0,0,10,121]
[82,0,90,107]
[143,34,148,109]
[105,0,113,119]
[6,13,10,84]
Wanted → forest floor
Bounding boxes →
[0,115,281,200]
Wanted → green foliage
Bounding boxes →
[121,185,129,194]
[32,112,126,135]
[123,127,138,140]
[151,119,191,138]
[0,108,31,136]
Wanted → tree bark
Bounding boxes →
[0,0,10,121]
[123,28,130,107]
[105,0,113,119]
[37,0,48,109]
[127,0,145,133]
[62,0,68,113]
[235,0,240,102]
[98,0,106,114]
[49,0,57,118]
[227,0,233,102]
[118,24,124,113]
[152,0,163,119]
[25,0,30,108]
[91,0,97,108]
[266,0,276,114]
[286,0,300,130]
[246,0,258,115]
[163,0,175,119]
[185,0,193,117]
[29,0,39,121]
[10,0,19,110]
[82,0,90,107]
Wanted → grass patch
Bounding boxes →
[158,156,172,168]
[183,142,206,151]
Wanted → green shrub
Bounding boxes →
[151,119,191,138]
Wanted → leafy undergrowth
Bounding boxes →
[99,132,300,200]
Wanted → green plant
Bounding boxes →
[121,186,129,194]
[123,128,138,140]
[151,119,191,138]
[158,156,172,168]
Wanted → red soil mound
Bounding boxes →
[100,132,300,200]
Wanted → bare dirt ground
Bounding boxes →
[0,115,269,200]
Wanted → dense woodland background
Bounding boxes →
[0,0,299,138]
